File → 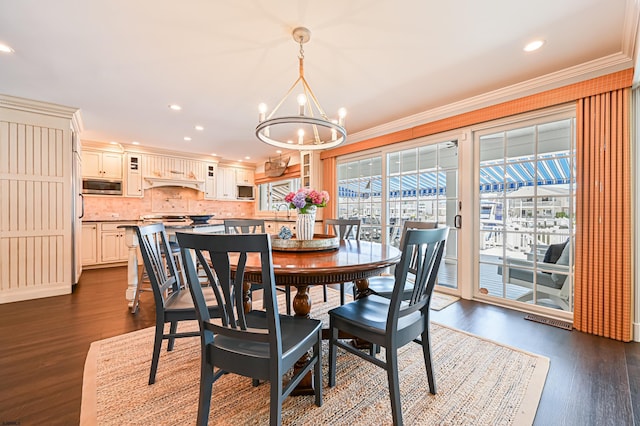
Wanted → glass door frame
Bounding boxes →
[470,105,576,319]
[335,129,466,296]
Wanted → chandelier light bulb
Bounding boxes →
[297,128,305,145]
[338,107,347,126]
[297,93,307,115]
[258,103,268,122]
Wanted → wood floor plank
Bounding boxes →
[0,267,638,425]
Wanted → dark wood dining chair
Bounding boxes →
[323,218,361,305]
[133,223,222,385]
[328,227,449,426]
[176,232,323,426]
[366,221,438,300]
[223,219,292,315]
[223,219,265,234]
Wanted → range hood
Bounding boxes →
[143,176,205,192]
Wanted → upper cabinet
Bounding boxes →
[216,166,236,200]
[204,163,216,200]
[125,153,143,197]
[236,168,254,185]
[82,150,123,179]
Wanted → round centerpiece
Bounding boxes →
[270,234,339,252]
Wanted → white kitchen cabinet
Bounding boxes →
[143,153,206,181]
[100,222,135,264]
[216,166,236,200]
[0,95,81,303]
[125,154,143,197]
[81,223,98,265]
[82,150,123,179]
[204,163,216,200]
[236,168,254,185]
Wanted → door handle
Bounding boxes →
[454,214,462,229]
[79,193,85,219]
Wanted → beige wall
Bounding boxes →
[83,186,254,221]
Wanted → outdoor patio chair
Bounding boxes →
[497,239,572,310]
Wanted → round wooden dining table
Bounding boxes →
[239,239,402,317]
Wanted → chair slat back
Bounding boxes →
[388,227,449,326]
[324,218,361,240]
[177,232,281,353]
[134,223,182,307]
[223,219,266,235]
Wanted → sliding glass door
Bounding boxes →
[336,157,383,242]
[475,116,576,313]
[336,138,459,290]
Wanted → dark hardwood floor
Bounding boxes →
[0,266,638,425]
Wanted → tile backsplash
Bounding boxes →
[83,187,254,221]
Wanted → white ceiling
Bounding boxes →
[0,0,638,165]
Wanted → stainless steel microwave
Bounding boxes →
[237,185,254,200]
[82,179,123,195]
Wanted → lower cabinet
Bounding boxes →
[81,223,98,265]
[83,221,136,267]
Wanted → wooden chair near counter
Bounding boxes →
[323,218,361,305]
[223,219,292,315]
[133,223,222,385]
[132,232,186,314]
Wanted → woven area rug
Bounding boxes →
[81,287,548,425]
[431,292,460,311]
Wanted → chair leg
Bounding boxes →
[323,285,328,302]
[328,325,338,387]
[167,321,178,351]
[149,322,164,385]
[269,368,283,426]
[285,287,291,316]
[386,350,404,426]
[196,360,214,426]
[313,330,323,407]
[421,329,437,394]
[339,283,345,305]
[131,268,145,314]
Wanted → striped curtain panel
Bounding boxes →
[322,156,337,220]
[574,88,632,342]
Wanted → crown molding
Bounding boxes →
[347,53,634,144]
[0,94,84,133]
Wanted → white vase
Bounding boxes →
[296,205,317,240]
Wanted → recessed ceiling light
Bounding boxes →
[245,156,250,160]
[132,141,140,145]
[287,140,293,144]
[523,40,545,52]
[0,43,14,53]
[238,159,243,162]
[195,125,204,131]
[109,141,118,145]
[184,136,192,141]
[168,104,182,111]
[276,150,282,154]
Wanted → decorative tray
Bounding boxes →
[270,234,339,252]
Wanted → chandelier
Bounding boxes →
[256,27,347,151]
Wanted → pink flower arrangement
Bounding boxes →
[284,188,330,214]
